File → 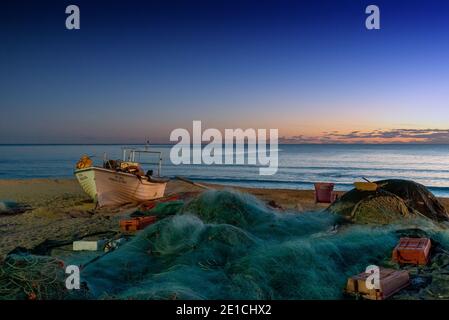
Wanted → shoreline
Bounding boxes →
[2,176,449,198]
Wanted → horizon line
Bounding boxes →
[2,142,449,146]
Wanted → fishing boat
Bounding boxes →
[74,148,168,207]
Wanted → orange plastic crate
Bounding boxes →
[120,216,157,232]
[392,237,431,265]
[346,268,410,300]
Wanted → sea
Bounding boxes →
[1,144,449,197]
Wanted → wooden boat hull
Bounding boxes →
[74,167,167,207]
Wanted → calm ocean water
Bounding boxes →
[1,144,449,197]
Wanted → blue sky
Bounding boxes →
[1,0,449,143]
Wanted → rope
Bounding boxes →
[0,254,67,300]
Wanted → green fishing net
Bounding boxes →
[328,179,449,223]
[0,201,31,216]
[132,200,184,219]
[0,253,74,300]
[79,190,449,300]
[3,189,449,300]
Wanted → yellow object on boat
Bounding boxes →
[354,182,378,191]
[76,155,93,169]
[120,161,140,170]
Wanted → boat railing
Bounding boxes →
[121,148,163,177]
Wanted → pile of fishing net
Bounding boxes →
[328,179,449,224]
[0,252,69,300]
[0,201,31,216]
[79,189,449,300]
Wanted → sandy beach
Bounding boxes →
[0,178,329,257]
[0,178,327,257]
[1,178,449,259]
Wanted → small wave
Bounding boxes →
[171,175,449,196]
[171,176,356,187]
[162,163,449,174]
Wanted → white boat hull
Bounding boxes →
[75,167,167,207]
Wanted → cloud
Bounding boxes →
[280,129,449,144]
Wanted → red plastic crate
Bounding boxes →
[314,183,337,203]
[120,216,157,232]
[392,237,431,265]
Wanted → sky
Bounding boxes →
[1,0,449,144]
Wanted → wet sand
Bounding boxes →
[1,178,449,258]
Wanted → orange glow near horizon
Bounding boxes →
[277,128,448,144]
